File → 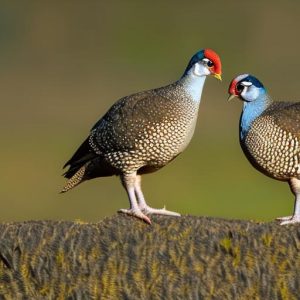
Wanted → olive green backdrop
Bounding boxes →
[1,1,299,222]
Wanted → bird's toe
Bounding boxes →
[279,216,300,225]
[118,208,152,224]
[141,206,181,217]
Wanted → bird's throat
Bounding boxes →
[180,74,207,103]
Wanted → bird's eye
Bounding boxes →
[207,60,213,67]
[236,83,244,93]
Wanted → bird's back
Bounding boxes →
[242,101,300,180]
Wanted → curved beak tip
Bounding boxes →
[227,94,236,102]
[213,73,222,81]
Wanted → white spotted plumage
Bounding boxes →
[63,49,222,223]
[230,74,300,225]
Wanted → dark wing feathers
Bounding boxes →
[268,102,300,138]
[63,137,97,179]
[92,88,173,153]
[63,88,172,179]
[64,85,176,178]
[63,137,92,169]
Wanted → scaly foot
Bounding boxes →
[118,208,151,224]
[140,205,181,217]
[279,216,300,226]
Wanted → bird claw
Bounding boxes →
[140,205,181,217]
[278,216,300,226]
[118,208,152,224]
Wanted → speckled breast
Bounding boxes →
[118,100,198,173]
[138,107,198,165]
[243,115,300,180]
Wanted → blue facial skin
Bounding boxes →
[182,50,205,76]
[239,75,270,140]
[179,50,208,103]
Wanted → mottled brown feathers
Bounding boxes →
[91,83,198,173]
[272,102,300,137]
[64,81,200,182]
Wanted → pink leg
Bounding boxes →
[134,175,180,217]
[278,178,300,225]
[118,172,151,224]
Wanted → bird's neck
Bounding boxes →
[179,73,207,103]
[240,92,272,140]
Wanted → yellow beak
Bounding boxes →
[227,94,237,101]
[213,73,222,81]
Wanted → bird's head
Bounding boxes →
[228,74,266,102]
[184,49,222,80]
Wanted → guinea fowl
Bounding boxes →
[62,49,222,224]
[229,74,300,225]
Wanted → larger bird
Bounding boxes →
[62,49,222,224]
[229,74,300,225]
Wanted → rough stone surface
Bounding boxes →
[0,215,300,299]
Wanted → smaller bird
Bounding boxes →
[62,49,222,224]
[228,74,300,225]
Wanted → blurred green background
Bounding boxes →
[1,1,299,222]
